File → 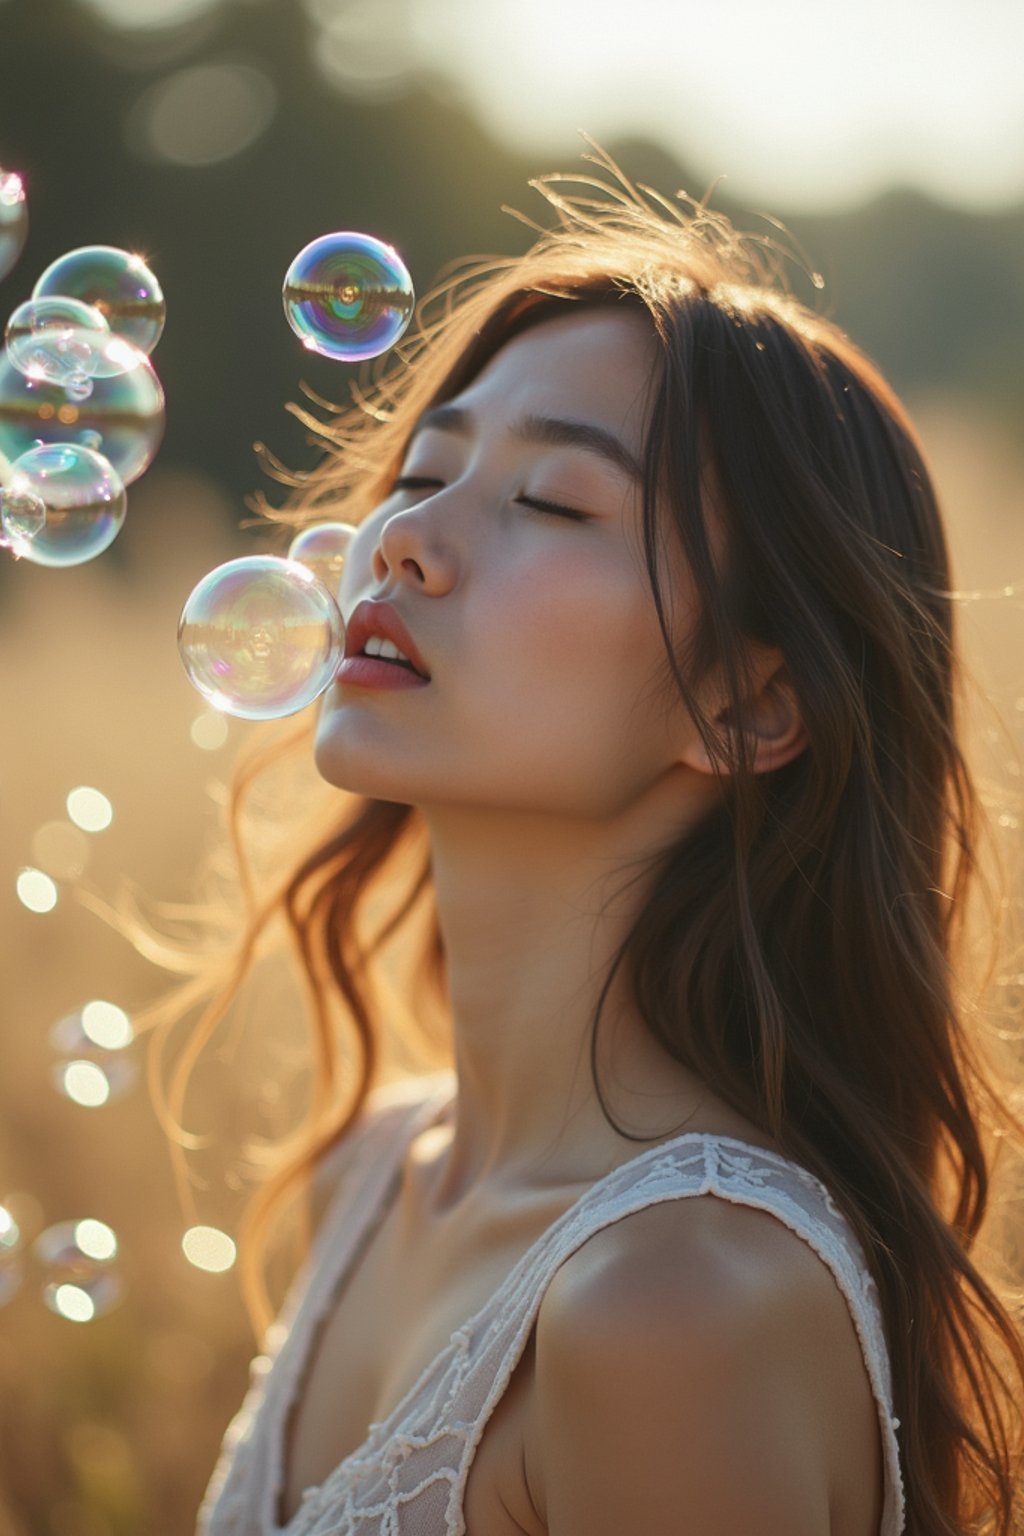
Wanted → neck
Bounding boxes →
[414,784,718,1215]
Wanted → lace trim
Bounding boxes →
[198,1089,905,1536]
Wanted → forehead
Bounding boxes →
[447,306,660,448]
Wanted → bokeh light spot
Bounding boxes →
[30,821,91,880]
[81,1000,134,1050]
[67,785,114,831]
[50,1283,96,1323]
[182,1225,236,1272]
[59,1060,111,1108]
[190,709,229,751]
[16,867,58,913]
[129,62,277,167]
[74,1219,118,1262]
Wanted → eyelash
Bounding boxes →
[389,476,591,523]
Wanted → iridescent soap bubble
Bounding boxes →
[35,1219,123,1321]
[178,554,345,720]
[0,484,46,550]
[4,442,126,567]
[283,232,414,361]
[50,1005,138,1107]
[0,169,28,284]
[5,296,111,387]
[0,347,163,484]
[0,1203,22,1308]
[287,521,356,592]
[33,245,165,356]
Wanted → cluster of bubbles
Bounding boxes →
[178,229,415,720]
[0,219,166,566]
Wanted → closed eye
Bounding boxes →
[389,477,590,524]
[513,494,591,523]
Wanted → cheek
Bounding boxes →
[472,549,663,720]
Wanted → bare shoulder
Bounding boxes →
[529,1194,882,1536]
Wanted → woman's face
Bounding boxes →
[314,306,711,819]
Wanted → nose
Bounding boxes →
[370,498,459,596]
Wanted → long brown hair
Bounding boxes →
[144,149,1024,1533]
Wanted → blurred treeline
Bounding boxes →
[0,1,1023,1534]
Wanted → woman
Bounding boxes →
[180,152,1024,1534]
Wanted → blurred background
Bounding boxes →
[1,0,1023,1530]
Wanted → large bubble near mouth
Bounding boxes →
[178,555,345,720]
[0,346,164,484]
[282,232,414,362]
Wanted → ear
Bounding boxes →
[680,660,809,778]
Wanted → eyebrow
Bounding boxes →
[410,403,644,484]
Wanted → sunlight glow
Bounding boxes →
[408,0,1024,210]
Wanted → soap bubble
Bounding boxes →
[0,169,27,284]
[0,347,164,484]
[3,442,126,567]
[0,1203,22,1308]
[178,554,345,720]
[5,297,111,388]
[0,484,46,550]
[33,245,165,356]
[50,1006,138,1106]
[35,1219,123,1321]
[287,521,356,592]
[283,231,414,361]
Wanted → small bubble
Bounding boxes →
[50,1008,137,1105]
[282,231,414,361]
[5,444,126,568]
[33,245,165,357]
[4,297,111,388]
[287,521,356,592]
[35,1219,124,1321]
[0,485,46,550]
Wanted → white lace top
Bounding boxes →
[196,1070,905,1535]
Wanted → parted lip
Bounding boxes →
[343,599,431,679]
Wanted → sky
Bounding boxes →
[69,0,1024,211]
